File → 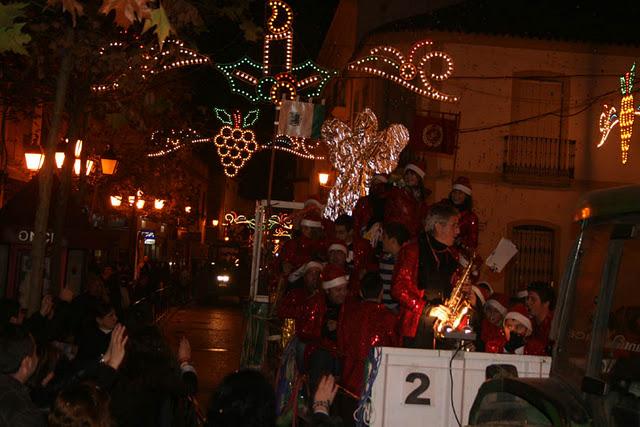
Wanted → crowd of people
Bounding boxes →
[272,163,556,424]
[0,163,558,427]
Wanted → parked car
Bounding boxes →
[468,185,640,426]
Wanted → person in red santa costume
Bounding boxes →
[338,272,399,399]
[302,196,335,238]
[384,163,431,237]
[485,303,546,356]
[280,264,350,395]
[352,173,389,238]
[279,211,326,276]
[334,214,375,296]
[442,176,479,252]
[480,292,509,349]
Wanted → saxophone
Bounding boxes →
[434,253,476,338]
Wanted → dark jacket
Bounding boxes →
[0,374,46,427]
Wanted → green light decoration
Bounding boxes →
[215,0,336,105]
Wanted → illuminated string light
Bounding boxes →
[146,128,211,157]
[348,40,458,102]
[92,38,211,93]
[598,62,639,165]
[214,108,261,177]
[215,0,336,105]
[261,134,324,160]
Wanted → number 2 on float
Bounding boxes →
[404,372,431,405]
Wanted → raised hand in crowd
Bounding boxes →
[102,324,128,370]
[39,294,54,319]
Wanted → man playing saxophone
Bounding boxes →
[390,202,461,348]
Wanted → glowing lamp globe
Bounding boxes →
[100,145,118,175]
[136,199,145,210]
[154,199,165,210]
[24,147,44,172]
[318,172,330,186]
[110,195,122,207]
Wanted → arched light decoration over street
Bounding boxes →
[348,40,458,102]
[154,199,165,210]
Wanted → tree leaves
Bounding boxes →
[99,0,151,28]
[47,0,84,26]
[142,5,171,48]
[0,2,31,55]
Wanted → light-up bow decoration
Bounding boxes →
[321,108,409,220]
[598,63,639,164]
[348,40,458,102]
[216,0,336,105]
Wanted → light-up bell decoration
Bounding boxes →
[213,108,260,177]
[321,108,409,220]
[598,63,638,165]
[216,0,336,105]
[348,40,458,102]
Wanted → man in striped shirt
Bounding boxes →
[379,252,398,313]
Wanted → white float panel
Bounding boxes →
[367,347,551,427]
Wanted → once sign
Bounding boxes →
[17,230,54,244]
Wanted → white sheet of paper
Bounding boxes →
[485,238,518,273]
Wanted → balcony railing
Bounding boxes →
[503,135,575,186]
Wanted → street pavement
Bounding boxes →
[160,302,246,409]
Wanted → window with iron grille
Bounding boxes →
[507,224,556,295]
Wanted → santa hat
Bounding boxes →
[304,196,324,209]
[288,260,324,283]
[516,289,528,299]
[452,176,472,196]
[372,173,388,184]
[300,211,323,228]
[504,303,533,334]
[485,293,509,317]
[477,280,494,296]
[471,285,490,305]
[321,264,349,290]
[327,240,348,256]
[404,163,425,179]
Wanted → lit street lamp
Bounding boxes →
[110,195,123,207]
[24,145,44,172]
[154,199,165,210]
[100,144,119,175]
[318,172,330,186]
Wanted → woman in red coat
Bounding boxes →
[446,176,479,251]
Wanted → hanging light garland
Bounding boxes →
[598,62,639,165]
[146,128,211,158]
[92,38,211,93]
[216,0,336,105]
[260,134,324,160]
[321,108,409,220]
[348,40,458,102]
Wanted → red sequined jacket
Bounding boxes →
[338,300,399,397]
[280,235,326,271]
[390,241,425,338]
[347,237,376,296]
